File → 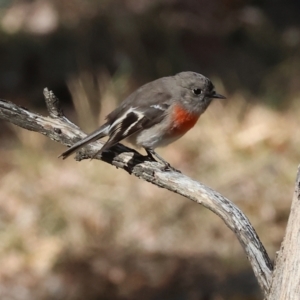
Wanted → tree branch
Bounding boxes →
[266,167,300,299]
[0,88,273,295]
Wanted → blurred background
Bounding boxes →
[0,0,300,299]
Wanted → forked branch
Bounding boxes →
[0,88,273,295]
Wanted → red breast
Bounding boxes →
[169,104,200,136]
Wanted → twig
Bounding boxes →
[0,88,273,295]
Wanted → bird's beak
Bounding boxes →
[210,91,226,99]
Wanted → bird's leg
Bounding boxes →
[145,148,180,172]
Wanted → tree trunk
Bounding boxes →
[266,167,300,299]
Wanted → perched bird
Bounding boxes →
[60,71,225,169]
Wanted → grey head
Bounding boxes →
[172,71,225,112]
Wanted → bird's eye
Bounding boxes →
[193,88,202,95]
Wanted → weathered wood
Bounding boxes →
[0,88,273,295]
[266,167,300,299]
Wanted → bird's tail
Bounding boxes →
[59,123,110,159]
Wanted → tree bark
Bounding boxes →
[0,88,273,296]
[266,167,300,299]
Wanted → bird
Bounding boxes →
[60,71,225,169]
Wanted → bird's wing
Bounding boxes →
[100,84,173,153]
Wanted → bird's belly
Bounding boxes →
[132,129,183,149]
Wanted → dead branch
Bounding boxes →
[266,167,300,299]
[0,88,273,295]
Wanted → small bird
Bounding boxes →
[60,71,225,169]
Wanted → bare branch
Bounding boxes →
[266,167,300,299]
[0,89,273,295]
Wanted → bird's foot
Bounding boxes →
[145,148,181,173]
